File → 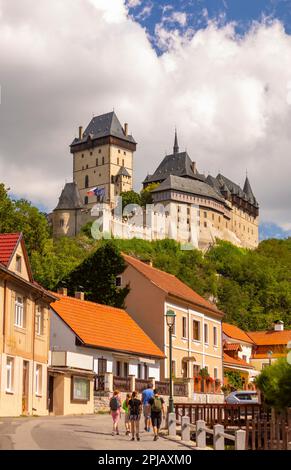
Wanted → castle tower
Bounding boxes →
[70,112,137,208]
[52,182,84,238]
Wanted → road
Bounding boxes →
[0,414,188,450]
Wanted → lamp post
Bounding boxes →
[166,309,176,414]
[267,350,273,367]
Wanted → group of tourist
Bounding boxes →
[109,383,166,441]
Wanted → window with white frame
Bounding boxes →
[6,357,14,392]
[213,326,218,347]
[35,305,44,336]
[35,364,42,396]
[14,296,24,328]
[192,320,200,341]
[204,323,209,344]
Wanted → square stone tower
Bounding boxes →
[70,111,137,208]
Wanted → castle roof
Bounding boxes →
[151,174,226,204]
[207,173,258,208]
[117,166,131,177]
[71,111,136,148]
[54,182,84,211]
[143,151,205,185]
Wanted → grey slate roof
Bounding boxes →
[54,182,84,211]
[243,176,256,204]
[207,173,258,207]
[71,112,136,147]
[143,151,205,185]
[117,166,131,177]
[151,175,226,204]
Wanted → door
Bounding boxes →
[22,361,29,414]
[48,375,54,413]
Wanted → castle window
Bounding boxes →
[204,221,207,228]
[96,159,98,166]
[118,149,121,154]
[122,159,125,166]
[82,154,84,158]
[85,175,89,188]
[117,158,120,165]
[102,157,105,165]
[86,164,88,169]
[84,196,88,205]
[98,149,101,154]
[60,219,64,228]
[90,151,93,156]
[111,175,115,184]
[124,151,126,156]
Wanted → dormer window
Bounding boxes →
[16,255,22,273]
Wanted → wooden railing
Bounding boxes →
[245,410,291,450]
[174,403,270,429]
[94,374,105,391]
[135,378,149,393]
[113,376,131,392]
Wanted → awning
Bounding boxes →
[182,356,197,362]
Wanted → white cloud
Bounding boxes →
[165,11,188,27]
[0,1,291,228]
[126,0,142,8]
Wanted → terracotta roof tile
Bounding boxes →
[223,342,241,352]
[223,353,254,369]
[123,254,223,316]
[50,294,164,359]
[0,233,21,267]
[223,323,254,344]
[247,330,291,346]
[252,352,287,359]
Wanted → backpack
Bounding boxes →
[151,397,162,413]
[110,396,119,412]
[130,399,141,416]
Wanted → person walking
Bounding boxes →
[149,389,166,441]
[109,390,121,436]
[128,391,142,441]
[142,383,154,432]
[122,393,131,436]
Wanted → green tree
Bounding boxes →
[60,241,129,308]
[224,370,244,390]
[140,183,160,206]
[255,358,291,410]
[119,190,141,211]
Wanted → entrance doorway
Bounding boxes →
[48,375,54,413]
[22,361,29,414]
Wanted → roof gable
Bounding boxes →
[223,323,255,345]
[0,232,34,282]
[50,294,164,358]
[123,254,223,317]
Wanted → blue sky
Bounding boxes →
[127,0,291,52]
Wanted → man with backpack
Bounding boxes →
[149,389,166,441]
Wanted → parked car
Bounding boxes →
[225,390,259,405]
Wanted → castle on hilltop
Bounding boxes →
[52,111,259,250]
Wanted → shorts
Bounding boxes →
[111,409,121,424]
[125,413,130,424]
[143,404,151,419]
[151,412,162,429]
[129,414,141,421]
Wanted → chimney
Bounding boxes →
[124,123,128,136]
[142,259,153,267]
[75,292,85,301]
[79,126,83,139]
[57,287,67,296]
[274,320,284,332]
[191,161,196,174]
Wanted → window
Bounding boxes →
[193,364,200,377]
[90,151,93,156]
[15,296,24,328]
[96,158,98,166]
[102,157,105,165]
[6,357,14,392]
[122,159,125,166]
[16,255,22,273]
[214,368,218,380]
[98,149,101,154]
[84,196,88,205]
[204,221,207,228]
[192,320,200,341]
[213,326,218,347]
[85,175,89,188]
[182,317,187,338]
[242,355,247,362]
[137,364,142,379]
[59,219,64,228]
[118,149,121,153]
[124,363,129,377]
[116,361,122,377]
[71,376,90,402]
[204,323,209,344]
[111,175,115,184]
[98,358,107,374]
[35,306,44,336]
[115,276,122,287]
[117,157,120,165]
[123,151,126,156]
[35,364,42,396]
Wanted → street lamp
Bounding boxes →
[166,309,176,414]
[267,350,273,366]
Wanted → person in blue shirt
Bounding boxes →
[142,383,154,432]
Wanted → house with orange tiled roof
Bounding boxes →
[248,321,291,372]
[49,289,165,415]
[119,254,224,400]
[0,232,56,417]
[222,323,257,387]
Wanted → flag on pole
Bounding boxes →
[87,187,106,198]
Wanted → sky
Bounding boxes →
[0,0,291,233]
